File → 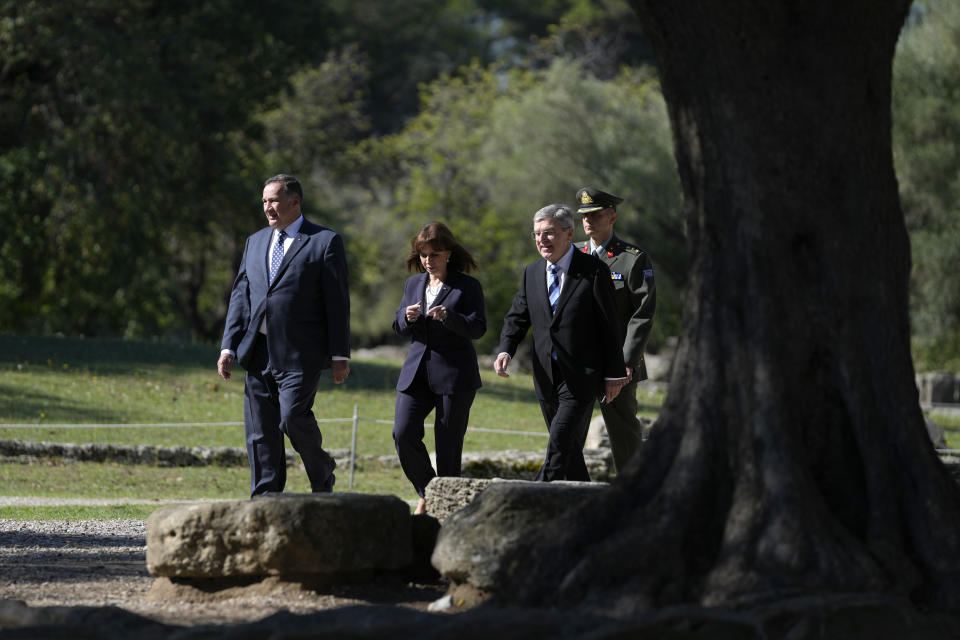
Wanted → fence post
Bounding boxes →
[349,404,359,489]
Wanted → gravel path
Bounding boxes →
[0,496,220,506]
[0,511,445,627]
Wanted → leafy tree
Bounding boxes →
[1,0,675,345]
[255,45,372,181]
[477,0,653,77]
[330,62,534,351]
[321,0,495,134]
[326,58,683,354]
[0,0,333,339]
[893,0,960,371]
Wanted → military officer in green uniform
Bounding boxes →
[575,187,656,473]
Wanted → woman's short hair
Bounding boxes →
[406,221,478,273]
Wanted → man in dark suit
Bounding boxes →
[218,174,350,496]
[576,187,657,474]
[494,204,627,481]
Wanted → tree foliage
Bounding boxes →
[313,59,683,353]
[3,0,956,376]
[0,0,334,339]
[893,0,960,371]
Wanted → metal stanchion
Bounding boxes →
[349,404,359,489]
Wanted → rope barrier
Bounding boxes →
[0,418,548,437]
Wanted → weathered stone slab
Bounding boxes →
[927,417,948,449]
[585,415,656,452]
[424,475,609,524]
[917,371,960,405]
[424,476,494,523]
[458,448,613,481]
[146,493,411,578]
[0,439,321,468]
[430,480,608,592]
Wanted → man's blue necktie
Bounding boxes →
[548,264,560,315]
[269,230,287,284]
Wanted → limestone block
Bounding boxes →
[431,480,608,590]
[917,371,959,404]
[146,493,411,578]
[460,450,543,480]
[927,417,948,449]
[424,477,494,522]
[584,414,610,449]
[458,449,612,482]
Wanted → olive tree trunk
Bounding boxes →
[498,0,960,613]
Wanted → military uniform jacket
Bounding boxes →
[577,234,656,380]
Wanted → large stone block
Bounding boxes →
[458,449,613,482]
[917,372,960,405]
[146,493,411,578]
[431,480,608,591]
[424,476,494,523]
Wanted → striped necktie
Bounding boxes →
[548,264,561,314]
[269,230,287,284]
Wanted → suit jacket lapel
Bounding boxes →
[414,273,428,308]
[431,272,457,308]
[532,260,552,323]
[269,226,311,289]
[252,228,271,287]
[552,252,586,320]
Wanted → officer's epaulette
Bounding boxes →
[612,238,641,255]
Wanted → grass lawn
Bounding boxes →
[0,504,160,520]
[0,334,665,519]
[934,412,960,449]
[0,334,664,454]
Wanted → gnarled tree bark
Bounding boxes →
[496,0,960,614]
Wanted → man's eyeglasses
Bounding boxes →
[531,230,560,240]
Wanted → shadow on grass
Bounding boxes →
[314,360,403,392]
[0,382,126,424]
[1,334,546,410]
[0,334,214,373]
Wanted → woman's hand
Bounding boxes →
[405,303,423,322]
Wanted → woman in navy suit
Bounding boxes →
[393,222,486,514]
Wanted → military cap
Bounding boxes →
[576,187,624,214]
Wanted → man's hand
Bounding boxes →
[625,365,633,383]
[217,352,234,380]
[494,353,511,377]
[604,378,626,403]
[331,360,350,384]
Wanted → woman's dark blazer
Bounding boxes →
[393,271,486,395]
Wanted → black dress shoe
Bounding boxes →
[312,473,336,493]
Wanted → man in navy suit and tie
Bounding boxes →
[218,174,350,496]
[494,204,627,481]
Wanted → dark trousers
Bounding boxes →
[535,362,594,482]
[393,365,476,498]
[595,377,643,473]
[243,335,336,496]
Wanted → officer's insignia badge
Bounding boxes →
[581,191,593,204]
[611,272,623,280]
[607,250,614,258]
